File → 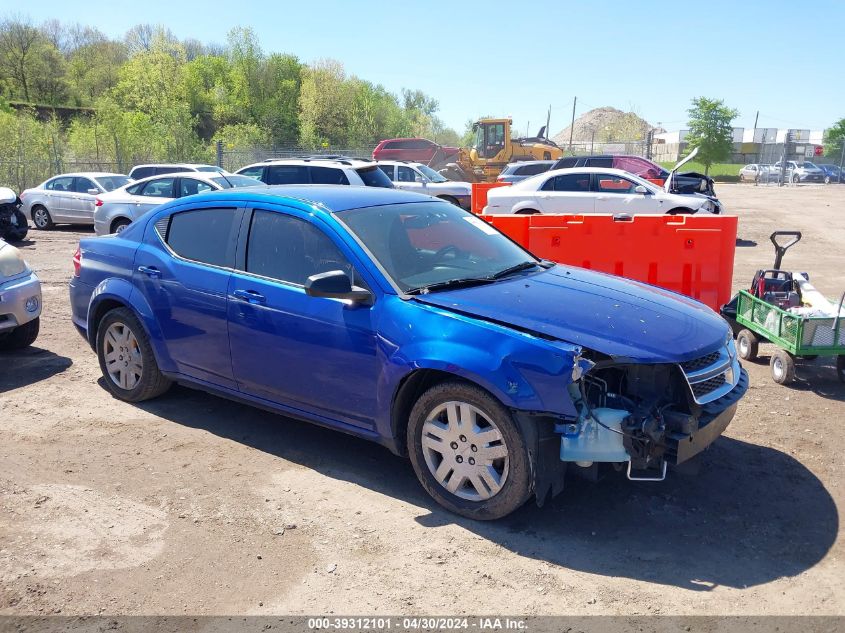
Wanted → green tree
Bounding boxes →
[822,118,845,160]
[685,97,738,175]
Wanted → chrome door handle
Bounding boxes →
[137,265,161,278]
[232,289,266,305]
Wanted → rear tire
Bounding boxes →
[836,356,845,383]
[407,381,532,520]
[0,317,39,350]
[32,206,54,230]
[96,307,171,402]
[1,209,28,242]
[770,349,796,385]
[736,329,759,361]
[111,218,131,234]
[792,174,800,184]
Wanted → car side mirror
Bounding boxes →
[305,270,372,304]
[87,188,99,195]
[634,185,649,194]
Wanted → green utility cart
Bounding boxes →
[735,289,845,384]
[725,231,845,384]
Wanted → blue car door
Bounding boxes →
[227,207,379,429]
[134,205,243,390]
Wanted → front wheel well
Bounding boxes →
[666,207,694,215]
[391,369,497,455]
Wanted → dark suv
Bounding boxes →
[552,155,715,196]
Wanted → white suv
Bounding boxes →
[235,156,394,188]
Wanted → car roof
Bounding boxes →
[162,184,433,213]
[376,160,428,167]
[124,171,225,186]
[244,157,377,169]
[48,172,127,179]
[131,163,218,169]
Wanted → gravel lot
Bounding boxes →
[1,183,843,616]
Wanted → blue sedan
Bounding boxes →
[69,186,747,519]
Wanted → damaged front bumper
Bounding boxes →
[557,341,748,480]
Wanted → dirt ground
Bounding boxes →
[1,183,843,617]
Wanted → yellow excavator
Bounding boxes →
[438,118,564,183]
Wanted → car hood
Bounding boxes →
[413,266,728,363]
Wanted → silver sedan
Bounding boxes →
[20,172,131,229]
[94,172,262,235]
[376,161,472,209]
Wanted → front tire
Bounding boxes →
[770,349,796,385]
[96,307,171,402]
[407,381,532,520]
[515,208,540,215]
[0,317,39,350]
[32,206,54,230]
[667,207,694,215]
[836,356,845,383]
[1,209,29,242]
[792,174,800,184]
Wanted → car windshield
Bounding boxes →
[95,175,132,191]
[416,165,447,183]
[339,201,540,293]
[213,175,263,189]
[356,166,394,188]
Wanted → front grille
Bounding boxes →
[679,343,738,405]
[681,351,721,373]
[690,374,727,399]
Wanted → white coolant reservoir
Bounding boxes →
[0,187,16,204]
[560,407,630,464]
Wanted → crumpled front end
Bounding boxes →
[558,336,748,480]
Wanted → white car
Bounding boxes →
[0,239,41,350]
[483,167,721,216]
[376,161,472,209]
[93,171,261,236]
[235,156,395,189]
[20,172,132,229]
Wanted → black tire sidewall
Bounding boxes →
[96,308,162,401]
[407,381,532,520]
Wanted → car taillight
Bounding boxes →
[95,197,103,207]
[72,246,81,277]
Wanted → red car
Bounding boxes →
[372,138,460,166]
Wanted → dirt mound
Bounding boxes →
[552,107,659,144]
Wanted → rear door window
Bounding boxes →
[355,166,394,188]
[378,165,396,180]
[165,208,238,267]
[130,167,154,180]
[46,176,74,191]
[74,177,98,193]
[517,163,550,176]
[541,174,591,192]
[309,166,350,185]
[266,165,309,185]
[397,166,421,182]
[140,178,175,198]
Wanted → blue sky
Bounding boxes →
[7,0,844,135]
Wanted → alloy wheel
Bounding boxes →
[34,208,49,228]
[420,401,509,501]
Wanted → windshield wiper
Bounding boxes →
[405,277,495,295]
[489,260,541,279]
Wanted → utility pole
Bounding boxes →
[568,96,577,152]
[546,105,551,140]
[779,131,791,186]
[752,110,760,162]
